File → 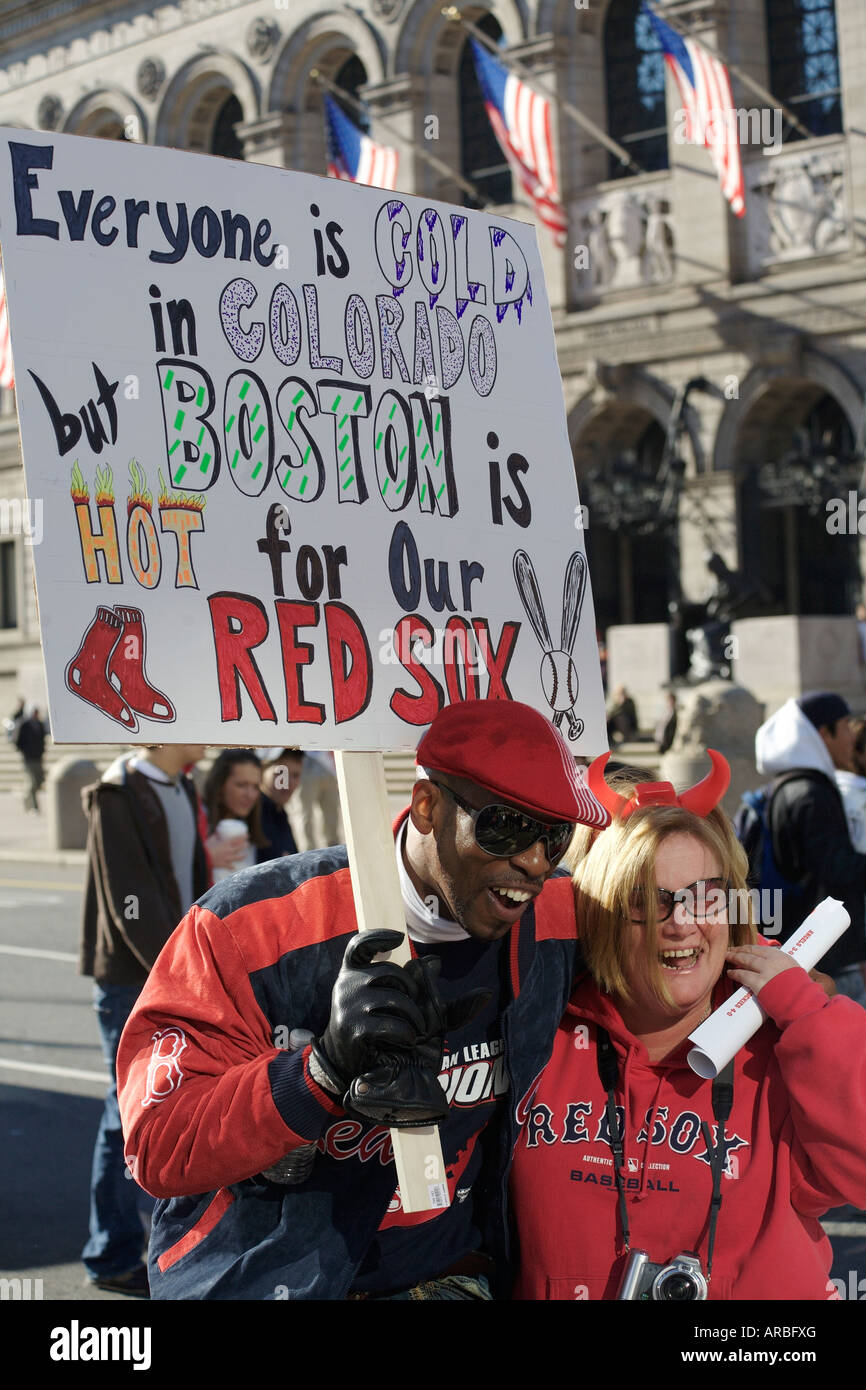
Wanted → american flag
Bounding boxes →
[643,2,745,218]
[469,39,568,248]
[324,93,399,191]
[0,268,14,391]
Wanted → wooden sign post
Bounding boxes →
[335,750,447,1213]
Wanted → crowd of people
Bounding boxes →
[58,693,866,1302]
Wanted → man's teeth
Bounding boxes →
[494,887,531,903]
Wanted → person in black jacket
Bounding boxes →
[256,746,302,862]
[15,705,47,812]
[755,691,866,1005]
[79,743,209,1297]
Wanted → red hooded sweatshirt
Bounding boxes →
[510,967,866,1300]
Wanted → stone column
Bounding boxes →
[665,6,731,288]
[361,74,415,192]
[506,35,568,311]
[678,471,740,606]
[836,0,866,258]
[238,112,290,169]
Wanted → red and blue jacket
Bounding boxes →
[117,837,580,1300]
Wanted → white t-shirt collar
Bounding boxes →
[395,819,469,943]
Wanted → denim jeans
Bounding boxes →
[81,982,151,1279]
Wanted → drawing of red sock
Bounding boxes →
[65,607,139,732]
[108,606,176,722]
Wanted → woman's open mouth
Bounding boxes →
[659,947,703,971]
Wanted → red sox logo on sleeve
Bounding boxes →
[141,1027,188,1107]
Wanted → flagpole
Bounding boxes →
[440,6,644,178]
[646,4,815,143]
[310,68,490,205]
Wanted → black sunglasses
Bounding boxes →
[430,780,576,864]
[628,877,730,924]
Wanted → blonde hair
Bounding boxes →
[574,803,757,1009]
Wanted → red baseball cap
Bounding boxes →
[415,700,609,828]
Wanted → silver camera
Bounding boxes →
[616,1249,708,1301]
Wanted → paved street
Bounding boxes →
[0,856,146,1300]
[0,794,864,1303]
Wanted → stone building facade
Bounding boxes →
[0,0,863,725]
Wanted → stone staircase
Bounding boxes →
[0,737,423,801]
[0,738,130,793]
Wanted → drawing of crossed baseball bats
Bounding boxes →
[513,550,583,740]
[556,552,587,740]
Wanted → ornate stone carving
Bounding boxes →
[36,93,63,130]
[746,144,849,270]
[246,17,279,62]
[0,0,249,94]
[371,0,406,21]
[136,57,165,100]
[573,183,675,295]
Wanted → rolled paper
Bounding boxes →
[687,897,850,1079]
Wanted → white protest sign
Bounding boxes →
[0,129,605,748]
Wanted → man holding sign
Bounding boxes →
[116,699,609,1300]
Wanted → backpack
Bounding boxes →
[733,770,828,901]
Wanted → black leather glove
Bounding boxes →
[345,955,491,1128]
[311,930,428,1093]
[311,931,490,1128]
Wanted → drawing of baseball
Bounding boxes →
[540,650,579,713]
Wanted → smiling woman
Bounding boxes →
[202,748,267,878]
[510,755,866,1302]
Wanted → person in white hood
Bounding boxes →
[754,691,866,1005]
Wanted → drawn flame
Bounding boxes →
[94,463,115,506]
[127,458,153,514]
[70,460,89,504]
[157,467,206,513]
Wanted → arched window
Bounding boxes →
[765,0,842,139]
[740,392,859,615]
[333,53,369,131]
[458,13,512,208]
[604,0,668,179]
[582,417,673,630]
[211,94,243,159]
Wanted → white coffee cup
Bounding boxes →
[211,818,252,881]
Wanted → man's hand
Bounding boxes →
[346,955,490,1127]
[725,944,801,995]
[312,930,426,1095]
[312,932,489,1127]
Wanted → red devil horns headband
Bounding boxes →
[585,749,731,820]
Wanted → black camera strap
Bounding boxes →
[596,1027,734,1280]
[700,1058,734,1279]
